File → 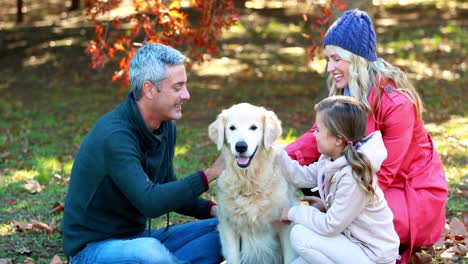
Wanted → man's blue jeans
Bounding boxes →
[70,218,223,264]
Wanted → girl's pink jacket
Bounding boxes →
[285,79,447,262]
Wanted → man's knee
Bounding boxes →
[135,238,180,263]
[200,217,219,229]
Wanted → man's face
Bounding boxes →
[152,64,190,123]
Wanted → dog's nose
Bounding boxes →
[235,141,248,153]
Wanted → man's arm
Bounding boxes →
[175,155,225,219]
[203,155,225,183]
[104,130,209,218]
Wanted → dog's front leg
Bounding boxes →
[219,221,241,264]
[279,224,296,264]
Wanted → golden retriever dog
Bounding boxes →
[209,103,297,264]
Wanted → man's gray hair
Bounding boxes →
[129,43,187,100]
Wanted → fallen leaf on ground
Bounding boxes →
[31,219,53,234]
[440,248,454,260]
[50,255,65,264]
[23,257,35,264]
[452,243,468,256]
[410,252,432,264]
[0,259,13,264]
[464,212,468,230]
[49,202,64,214]
[16,246,31,255]
[49,219,58,233]
[22,180,44,194]
[449,217,467,237]
[4,199,17,205]
[434,234,445,248]
[14,221,33,232]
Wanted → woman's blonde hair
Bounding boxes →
[326,45,424,118]
[315,96,376,197]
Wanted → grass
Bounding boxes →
[0,1,467,263]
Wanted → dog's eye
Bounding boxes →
[229,125,236,131]
[250,125,257,131]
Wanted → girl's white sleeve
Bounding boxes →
[275,147,318,188]
[287,173,366,236]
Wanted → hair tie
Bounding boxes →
[347,140,353,146]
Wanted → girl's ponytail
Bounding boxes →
[343,142,376,197]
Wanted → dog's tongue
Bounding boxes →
[236,156,250,165]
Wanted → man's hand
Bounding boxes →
[204,155,225,183]
[302,196,326,212]
[210,205,218,217]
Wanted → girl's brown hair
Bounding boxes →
[315,96,376,197]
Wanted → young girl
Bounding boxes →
[278,96,400,264]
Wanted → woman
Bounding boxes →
[285,9,447,263]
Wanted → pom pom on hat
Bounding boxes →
[324,9,377,61]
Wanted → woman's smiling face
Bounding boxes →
[325,45,351,90]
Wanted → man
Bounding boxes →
[62,43,224,264]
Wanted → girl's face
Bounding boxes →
[325,45,350,90]
[314,112,345,160]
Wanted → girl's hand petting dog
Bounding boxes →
[302,196,326,212]
[280,197,326,224]
[280,208,291,224]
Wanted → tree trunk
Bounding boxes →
[16,0,23,23]
[234,0,248,9]
[70,0,80,10]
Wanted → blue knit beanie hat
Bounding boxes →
[324,9,377,61]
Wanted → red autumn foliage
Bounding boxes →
[302,0,347,61]
[85,0,347,88]
[85,0,238,88]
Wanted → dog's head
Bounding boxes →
[208,103,282,169]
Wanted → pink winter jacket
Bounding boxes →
[279,131,400,263]
[285,79,447,262]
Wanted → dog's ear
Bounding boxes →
[263,109,282,150]
[208,112,226,150]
